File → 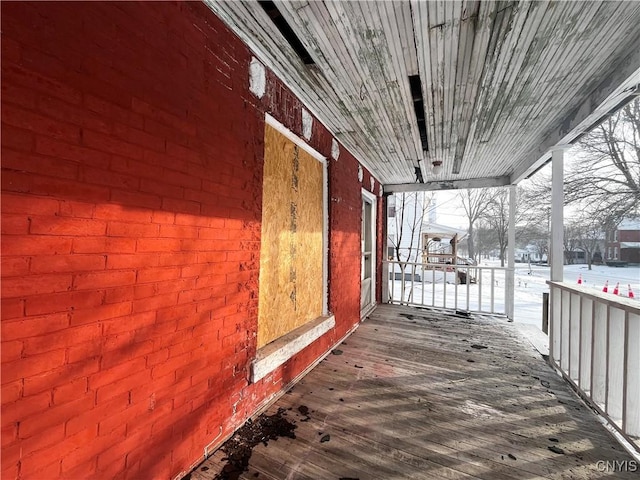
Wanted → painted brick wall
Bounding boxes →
[619,230,640,242]
[1,2,382,479]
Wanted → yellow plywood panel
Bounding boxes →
[258,124,324,348]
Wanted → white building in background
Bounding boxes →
[427,194,437,225]
[387,191,432,263]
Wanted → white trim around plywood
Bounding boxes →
[322,159,329,316]
[251,315,336,383]
[265,113,326,163]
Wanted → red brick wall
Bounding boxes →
[619,230,640,243]
[1,2,382,480]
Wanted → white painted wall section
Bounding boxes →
[331,138,340,160]
[249,57,266,98]
[301,108,313,140]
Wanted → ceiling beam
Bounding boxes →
[385,175,511,193]
[510,42,640,184]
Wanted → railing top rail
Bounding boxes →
[384,260,508,271]
[548,281,640,314]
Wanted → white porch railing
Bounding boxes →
[549,281,640,445]
[385,261,508,315]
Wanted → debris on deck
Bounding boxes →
[209,408,297,480]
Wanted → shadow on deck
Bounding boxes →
[191,304,637,479]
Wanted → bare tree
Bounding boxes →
[457,188,498,262]
[570,214,604,270]
[563,223,582,265]
[566,98,640,225]
[530,237,548,263]
[475,220,496,260]
[479,187,532,266]
[483,191,509,266]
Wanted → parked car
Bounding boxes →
[457,257,477,266]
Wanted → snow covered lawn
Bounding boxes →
[513,261,639,326]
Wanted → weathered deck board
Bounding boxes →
[191,305,636,480]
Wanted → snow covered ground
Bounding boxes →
[389,260,640,329]
[512,261,640,327]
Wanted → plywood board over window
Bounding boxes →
[258,119,326,349]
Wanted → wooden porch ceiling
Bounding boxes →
[192,304,637,479]
[207,1,640,190]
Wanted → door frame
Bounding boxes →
[361,188,377,317]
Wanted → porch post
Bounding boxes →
[550,147,566,282]
[506,186,516,321]
[381,193,389,303]
[549,146,567,364]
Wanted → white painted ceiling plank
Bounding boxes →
[395,1,419,76]
[412,0,438,174]
[449,1,477,174]
[379,1,424,165]
[453,0,495,178]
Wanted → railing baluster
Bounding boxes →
[466,266,470,311]
[410,263,416,305]
[454,266,458,311]
[420,264,425,305]
[443,268,447,309]
[561,290,570,372]
[503,269,507,316]
[431,265,435,307]
[400,263,405,304]
[579,297,593,394]
[491,268,496,313]
[569,292,581,382]
[622,311,629,436]
[607,307,625,427]
[390,264,395,304]
[590,302,596,401]
[478,267,482,312]
[626,311,640,437]
[592,301,607,408]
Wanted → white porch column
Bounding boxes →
[550,147,567,282]
[506,186,516,321]
[381,194,389,303]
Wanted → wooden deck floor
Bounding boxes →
[191,305,637,480]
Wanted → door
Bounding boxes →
[361,190,376,315]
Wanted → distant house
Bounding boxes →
[565,249,587,264]
[605,218,640,264]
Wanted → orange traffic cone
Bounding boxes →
[602,280,609,293]
[629,285,635,299]
[577,274,582,285]
[613,282,620,295]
